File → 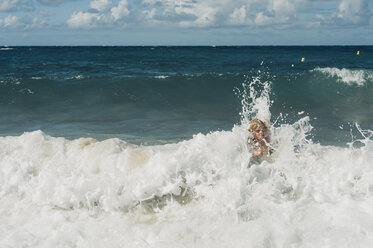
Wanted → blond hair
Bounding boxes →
[248,119,270,133]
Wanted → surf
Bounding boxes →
[312,67,373,86]
[1,75,373,247]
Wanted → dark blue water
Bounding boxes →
[1,46,372,145]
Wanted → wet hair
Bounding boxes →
[248,119,269,133]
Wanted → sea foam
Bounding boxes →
[313,67,373,86]
[1,78,373,248]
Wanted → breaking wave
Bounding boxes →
[313,67,373,86]
[1,76,373,247]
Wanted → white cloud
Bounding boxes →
[0,0,19,11]
[67,0,130,29]
[315,0,372,27]
[254,0,305,26]
[67,11,101,29]
[24,17,46,29]
[0,14,19,28]
[90,0,111,12]
[141,8,156,20]
[111,0,129,20]
[0,12,49,30]
[65,0,371,30]
[255,12,273,26]
[332,0,371,25]
[140,0,241,27]
[228,5,251,25]
[138,0,308,27]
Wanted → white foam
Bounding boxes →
[74,75,85,80]
[154,75,169,79]
[64,75,85,80]
[1,77,373,247]
[314,67,373,86]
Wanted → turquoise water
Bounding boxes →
[1,46,372,144]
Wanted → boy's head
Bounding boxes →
[249,119,269,139]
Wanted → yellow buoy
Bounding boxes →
[357,50,360,55]
[301,57,305,62]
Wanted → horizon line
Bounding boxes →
[2,45,372,47]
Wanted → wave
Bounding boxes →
[66,74,86,80]
[154,75,169,79]
[1,77,373,247]
[1,69,373,148]
[1,122,372,246]
[312,67,373,86]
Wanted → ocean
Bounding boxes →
[1,46,373,247]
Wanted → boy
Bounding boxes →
[248,119,271,158]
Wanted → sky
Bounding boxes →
[0,0,372,45]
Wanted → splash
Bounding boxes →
[237,75,272,125]
[1,76,373,248]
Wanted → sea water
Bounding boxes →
[0,46,373,247]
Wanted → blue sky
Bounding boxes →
[0,0,372,45]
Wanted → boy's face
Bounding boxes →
[252,126,267,140]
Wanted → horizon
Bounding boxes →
[2,45,373,47]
